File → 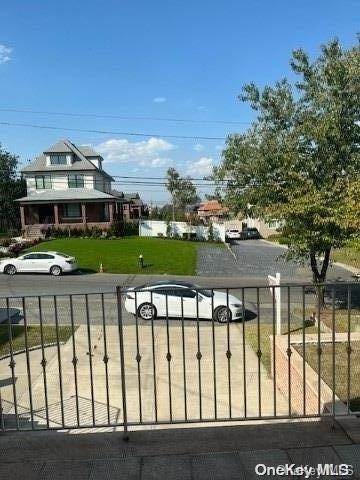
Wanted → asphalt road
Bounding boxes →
[0,240,356,326]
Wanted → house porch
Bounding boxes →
[20,201,120,234]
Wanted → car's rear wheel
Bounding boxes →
[214,306,232,323]
[50,265,62,276]
[137,302,157,320]
[4,264,17,275]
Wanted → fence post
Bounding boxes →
[116,286,129,441]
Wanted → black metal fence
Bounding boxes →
[0,282,359,435]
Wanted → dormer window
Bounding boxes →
[50,154,67,165]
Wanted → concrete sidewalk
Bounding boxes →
[1,418,360,479]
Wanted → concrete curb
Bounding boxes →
[0,342,65,361]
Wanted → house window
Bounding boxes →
[35,175,52,189]
[68,174,84,188]
[95,177,106,191]
[63,203,81,218]
[50,154,67,165]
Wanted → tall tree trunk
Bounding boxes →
[310,248,331,308]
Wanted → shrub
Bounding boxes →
[166,221,172,238]
[6,229,20,238]
[109,221,123,237]
[123,221,139,236]
[0,239,11,247]
[90,226,103,238]
[267,233,289,245]
[47,227,67,238]
[208,223,214,242]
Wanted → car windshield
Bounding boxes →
[194,285,213,297]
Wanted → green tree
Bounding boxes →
[0,145,26,233]
[216,38,360,285]
[166,167,199,221]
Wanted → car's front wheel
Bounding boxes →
[4,264,17,275]
[137,302,157,320]
[214,306,232,323]
[50,265,62,276]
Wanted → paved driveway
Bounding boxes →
[1,323,288,431]
[198,240,352,281]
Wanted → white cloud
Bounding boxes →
[193,143,204,152]
[186,157,214,177]
[0,44,12,64]
[94,137,175,167]
[149,157,169,167]
[153,97,167,103]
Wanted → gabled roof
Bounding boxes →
[43,141,73,154]
[111,190,142,203]
[22,139,113,180]
[77,145,101,157]
[198,200,228,214]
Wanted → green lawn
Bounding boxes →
[319,309,360,333]
[332,239,360,270]
[28,237,222,275]
[267,236,360,270]
[245,321,318,374]
[0,325,74,357]
[294,342,360,412]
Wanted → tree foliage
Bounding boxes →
[166,167,199,210]
[216,38,360,282]
[0,145,26,233]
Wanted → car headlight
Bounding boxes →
[231,303,242,308]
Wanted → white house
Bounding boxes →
[17,139,122,236]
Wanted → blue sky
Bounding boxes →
[0,0,359,204]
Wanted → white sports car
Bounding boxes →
[124,280,243,322]
[0,251,78,276]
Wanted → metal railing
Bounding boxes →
[0,282,359,435]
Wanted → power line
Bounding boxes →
[14,179,218,188]
[0,107,252,126]
[4,170,225,185]
[112,175,222,182]
[0,120,226,141]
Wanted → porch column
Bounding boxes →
[109,202,114,223]
[81,203,87,226]
[54,204,59,225]
[20,205,26,229]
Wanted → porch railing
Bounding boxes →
[0,282,359,435]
